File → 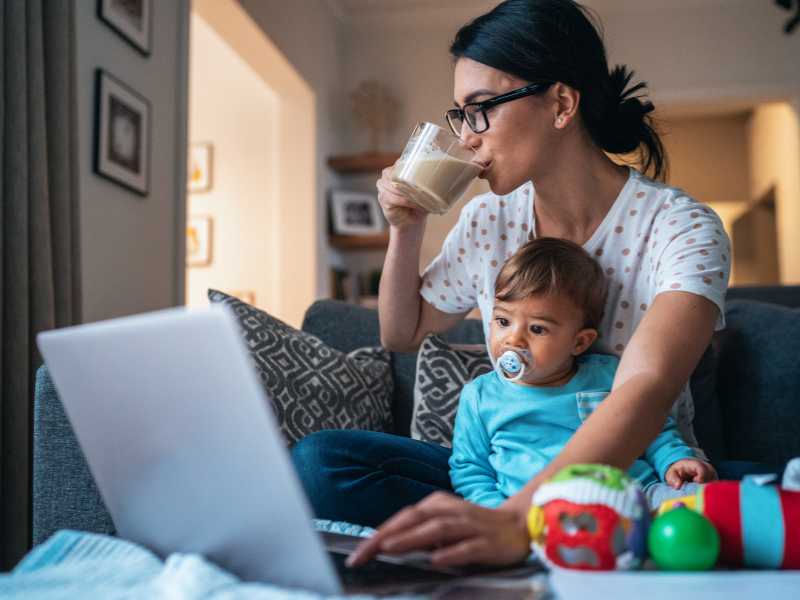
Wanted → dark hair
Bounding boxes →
[450,0,667,180]
[494,237,607,329]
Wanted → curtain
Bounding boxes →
[1,0,82,569]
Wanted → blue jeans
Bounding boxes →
[290,429,785,527]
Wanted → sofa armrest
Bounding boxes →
[32,365,114,545]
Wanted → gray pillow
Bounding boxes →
[208,289,393,445]
[411,334,492,447]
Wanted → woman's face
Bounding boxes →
[453,58,560,195]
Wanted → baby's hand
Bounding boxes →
[665,459,718,489]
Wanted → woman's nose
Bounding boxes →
[460,124,481,150]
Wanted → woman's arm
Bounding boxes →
[503,290,719,514]
[349,290,720,568]
[378,225,468,351]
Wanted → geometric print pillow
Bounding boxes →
[208,289,393,445]
[411,334,492,447]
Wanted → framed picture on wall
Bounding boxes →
[188,143,214,193]
[330,191,385,236]
[187,215,213,267]
[94,69,151,195]
[98,0,152,55]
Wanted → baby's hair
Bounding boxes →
[494,237,608,329]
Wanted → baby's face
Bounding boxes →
[489,292,594,386]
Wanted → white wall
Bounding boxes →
[238,0,345,298]
[75,0,189,323]
[186,15,278,312]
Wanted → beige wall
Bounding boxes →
[747,102,800,284]
[238,0,344,298]
[75,0,189,323]
[186,15,278,312]
[192,0,317,327]
[661,113,751,205]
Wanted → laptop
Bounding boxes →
[37,306,540,596]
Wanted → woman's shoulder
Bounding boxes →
[629,169,724,225]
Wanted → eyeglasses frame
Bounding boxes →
[445,81,554,136]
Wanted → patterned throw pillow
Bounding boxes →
[208,289,393,445]
[411,334,493,447]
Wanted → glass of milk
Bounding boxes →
[391,122,482,215]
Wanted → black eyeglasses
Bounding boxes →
[445,82,553,136]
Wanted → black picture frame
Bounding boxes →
[97,0,152,56]
[93,69,151,196]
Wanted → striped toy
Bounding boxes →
[659,478,800,569]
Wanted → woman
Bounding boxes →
[293,0,744,568]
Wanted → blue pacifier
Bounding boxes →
[498,349,533,382]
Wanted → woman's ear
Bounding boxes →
[572,328,598,356]
[552,82,580,129]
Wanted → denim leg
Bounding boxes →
[291,429,453,527]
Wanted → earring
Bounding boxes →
[555,116,564,127]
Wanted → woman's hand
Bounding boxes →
[346,491,531,569]
[665,459,718,489]
[376,164,428,229]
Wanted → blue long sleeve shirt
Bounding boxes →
[448,353,696,508]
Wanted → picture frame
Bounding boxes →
[188,142,214,193]
[186,215,213,267]
[93,69,151,196]
[330,191,385,236]
[97,0,152,56]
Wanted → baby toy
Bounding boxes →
[498,348,533,382]
[656,474,800,569]
[528,464,650,570]
[648,505,720,570]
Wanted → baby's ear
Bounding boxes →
[572,328,598,355]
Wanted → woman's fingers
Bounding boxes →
[381,515,476,553]
[346,504,429,567]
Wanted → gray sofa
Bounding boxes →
[32,286,800,548]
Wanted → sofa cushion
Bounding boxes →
[411,335,493,446]
[716,300,800,465]
[301,299,486,436]
[209,290,393,444]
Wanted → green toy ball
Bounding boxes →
[648,506,720,570]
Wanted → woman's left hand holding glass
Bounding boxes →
[346,491,531,569]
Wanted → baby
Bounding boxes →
[449,237,716,510]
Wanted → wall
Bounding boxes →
[747,102,800,284]
[661,112,751,205]
[186,15,278,312]
[237,0,345,297]
[75,0,189,323]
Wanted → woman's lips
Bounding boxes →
[477,161,492,178]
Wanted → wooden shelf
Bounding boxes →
[329,231,389,250]
[327,152,401,174]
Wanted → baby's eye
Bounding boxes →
[495,317,509,327]
[530,325,547,335]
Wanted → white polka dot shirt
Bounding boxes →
[420,168,731,457]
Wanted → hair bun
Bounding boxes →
[599,65,655,154]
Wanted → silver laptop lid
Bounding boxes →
[37,306,341,595]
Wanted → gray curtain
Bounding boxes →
[1,0,82,569]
